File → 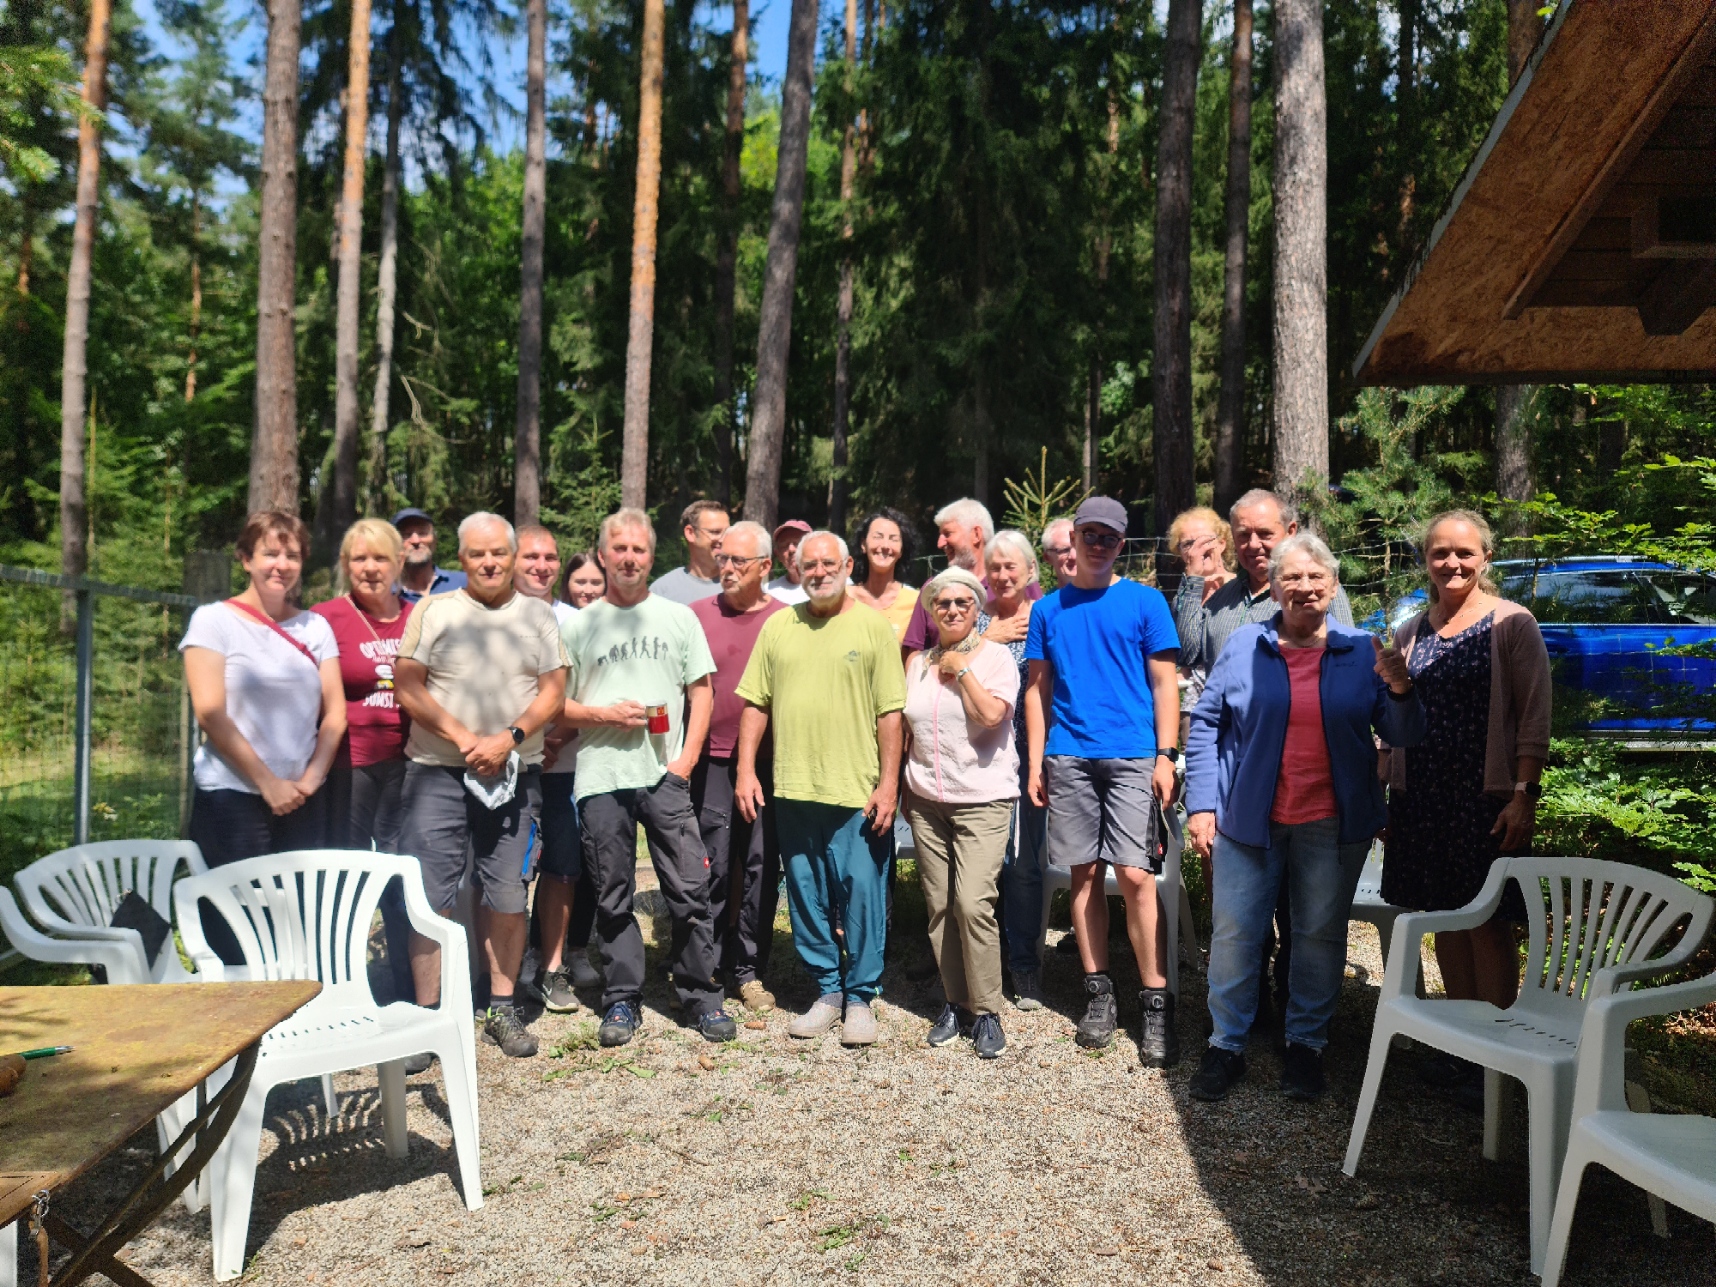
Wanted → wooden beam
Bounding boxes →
[1637,257,1716,333]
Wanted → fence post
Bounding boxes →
[72,586,95,846]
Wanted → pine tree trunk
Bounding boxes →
[1270,0,1328,501]
[620,0,667,510]
[367,34,402,513]
[741,0,819,531]
[1213,0,1251,517]
[828,0,858,536]
[324,0,372,558]
[712,0,748,507]
[515,0,548,525]
[1396,0,1418,241]
[251,0,304,515]
[1152,0,1200,539]
[186,196,202,401]
[60,0,110,586]
[1496,0,1542,520]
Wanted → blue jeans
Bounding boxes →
[1206,817,1369,1052]
[999,795,1047,975]
[777,800,892,1003]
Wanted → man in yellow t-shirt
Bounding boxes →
[734,531,905,1046]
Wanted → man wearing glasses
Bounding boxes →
[650,499,730,605]
[1039,517,1078,589]
[688,522,787,1013]
[734,531,907,1046]
[1024,496,1183,1066]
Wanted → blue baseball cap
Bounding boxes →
[391,507,433,528]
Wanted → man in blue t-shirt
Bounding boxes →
[1024,495,1182,1066]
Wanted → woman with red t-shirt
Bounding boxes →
[314,518,417,1008]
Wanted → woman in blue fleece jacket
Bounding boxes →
[1183,532,1425,1103]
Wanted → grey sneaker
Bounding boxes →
[567,951,602,991]
[1138,987,1181,1068]
[1013,969,1045,1012]
[972,1012,1007,1060]
[841,1000,879,1046]
[926,1003,964,1047]
[403,1051,435,1076]
[534,967,581,1014]
[482,1004,538,1058]
[788,995,844,1039]
[1075,976,1118,1049]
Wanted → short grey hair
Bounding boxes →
[984,529,1039,586]
[722,520,771,559]
[1230,488,1298,530]
[457,511,518,553]
[1040,518,1074,550]
[933,498,995,539]
[794,530,850,569]
[598,507,657,552]
[923,566,987,608]
[1268,531,1339,587]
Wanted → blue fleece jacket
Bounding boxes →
[1184,615,1426,848]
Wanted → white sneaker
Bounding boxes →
[841,1000,878,1046]
[788,998,843,1039]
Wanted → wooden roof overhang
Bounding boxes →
[1355,0,1716,385]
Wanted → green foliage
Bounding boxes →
[0,43,86,183]
[1001,448,1089,543]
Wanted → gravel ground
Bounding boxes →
[27,881,1715,1286]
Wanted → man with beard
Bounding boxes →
[392,507,467,603]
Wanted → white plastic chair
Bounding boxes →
[1037,807,1200,998]
[1541,968,1716,1287]
[0,840,206,984]
[1341,856,1713,1274]
[174,850,483,1281]
[1349,844,1406,969]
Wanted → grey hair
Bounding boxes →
[722,520,772,558]
[1267,531,1340,587]
[933,497,995,539]
[598,507,657,552]
[1040,517,1074,550]
[793,530,850,569]
[457,511,518,553]
[923,566,987,609]
[984,529,1040,587]
[1230,488,1298,530]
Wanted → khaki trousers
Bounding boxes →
[905,792,1015,1017]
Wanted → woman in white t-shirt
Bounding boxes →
[180,512,347,897]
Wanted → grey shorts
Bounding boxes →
[399,763,543,915]
[1044,756,1164,873]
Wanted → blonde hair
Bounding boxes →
[598,507,657,553]
[337,518,404,591]
[1421,509,1499,604]
[1167,506,1235,571]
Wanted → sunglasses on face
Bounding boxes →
[1079,529,1122,550]
[932,596,977,613]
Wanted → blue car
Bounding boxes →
[1371,557,1716,736]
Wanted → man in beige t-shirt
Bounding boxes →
[395,512,568,1058]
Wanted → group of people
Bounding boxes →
[178,486,1550,1096]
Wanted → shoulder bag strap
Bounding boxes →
[224,598,323,671]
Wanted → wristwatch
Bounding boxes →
[953,666,972,682]
[1515,780,1541,801]
[1157,747,1180,764]
[508,726,526,745]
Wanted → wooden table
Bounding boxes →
[0,982,320,1287]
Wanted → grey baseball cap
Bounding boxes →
[1073,495,1129,536]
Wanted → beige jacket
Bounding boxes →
[1384,598,1552,799]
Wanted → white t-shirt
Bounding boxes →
[180,602,339,794]
[765,577,809,606]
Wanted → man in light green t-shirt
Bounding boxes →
[560,507,732,1049]
[734,530,905,1046]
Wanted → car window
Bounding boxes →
[1499,570,1659,624]
[1637,571,1716,625]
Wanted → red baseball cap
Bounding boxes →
[772,520,812,540]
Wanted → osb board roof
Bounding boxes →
[1354,0,1716,386]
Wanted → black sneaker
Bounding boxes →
[598,1000,641,1047]
[1188,1046,1247,1102]
[1281,1041,1326,1101]
[482,1004,538,1058]
[534,967,581,1014]
[972,1013,1007,1060]
[1075,976,1118,1049]
[1138,987,1181,1068]
[694,1004,738,1043]
[926,1003,964,1047]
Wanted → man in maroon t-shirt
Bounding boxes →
[689,520,786,1011]
[900,497,1043,652]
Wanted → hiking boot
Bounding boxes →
[533,967,581,1014]
[1281,1042,1326,1101]
[1189,1046,1247,1102]
[566,951,602,991]
[972,1013,1007,1060]
[1076,976,1118,1049]
[788,995,844,1039]
[693,1004,738,1043]
[1012,969,1045,1012]
[926,1004,965,1047]
[482,1004,538,1058]
[738,979,776,1012]
[1138,987,1181,1068]
[598,1000,641,1048]
[841,1000,879,1046]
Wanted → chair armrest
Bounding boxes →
[0,889,148,984]
[1571,971,1716,1119]
[1377,863,1511,1002]
[170,879,231,981]
[393,862,472,1016]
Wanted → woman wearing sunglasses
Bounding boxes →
[901,566,1022,1059]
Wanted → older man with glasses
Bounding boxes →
[1039,518,1078,590]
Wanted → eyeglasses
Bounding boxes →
[1043,545,1072,559]
[800,559,844,573]
[1079,529,1122,550]
[714,553,766,568]
[932,596,977,613]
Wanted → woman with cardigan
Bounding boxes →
[1383,511,1551,1062]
